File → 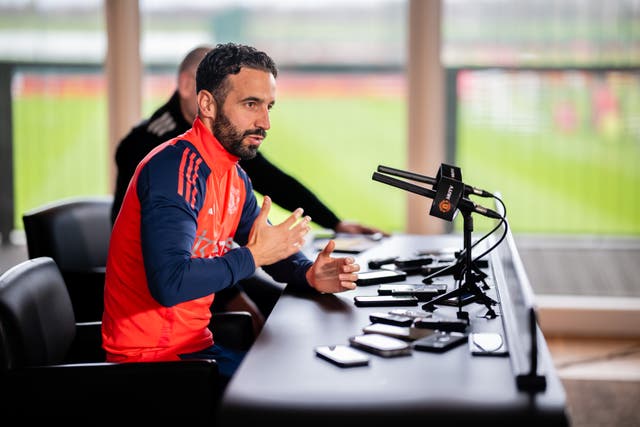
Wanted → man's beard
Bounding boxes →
[213,111,266,160]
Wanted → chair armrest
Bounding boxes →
[210,311,255,351]
[67,321,104,362]
[61,270,106,322]
[4,359,220,421]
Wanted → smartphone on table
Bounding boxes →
[369,311,414,327]
[354,295,418,307]
[349,333,412,357]
[413,331,469,353]
[355,269,407,286]
[315,345,371,367]
[378,283,447,296]
[362,322,434,341]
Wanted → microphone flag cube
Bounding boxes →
[429,176,464,222]
[434,163,463,189]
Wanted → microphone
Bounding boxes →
[372,171,502,220]
[377,165,493,198]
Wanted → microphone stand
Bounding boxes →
[371,170,499,320]
[422,208,498,321]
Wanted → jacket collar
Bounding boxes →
[190,117,239,175]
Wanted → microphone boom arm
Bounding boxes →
[377,164,493,198]
[372,171,502,220]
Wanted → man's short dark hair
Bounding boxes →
[196,43,278,105]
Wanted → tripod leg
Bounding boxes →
[422,282,478,311]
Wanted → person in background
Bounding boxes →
[102,42,360,385]
[111,45,386,331]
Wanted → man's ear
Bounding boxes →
[197,90,216,119]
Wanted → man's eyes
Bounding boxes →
[243,101,274,111]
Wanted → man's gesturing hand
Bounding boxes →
[247,196,311,267]
[306,239,360,293]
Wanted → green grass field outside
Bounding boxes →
[12,71,640,236]
[13,95,109,224]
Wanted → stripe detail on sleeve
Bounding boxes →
[177,147,202,209]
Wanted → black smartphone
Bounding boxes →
[378,283,446,295]
[369,311,414,327]
[393,256,434,267]
[416,249,456,257]
[349,333,412,357]
[420,263,456,278]
[315,345,371,367]
[413,331,468,353]
[378,283,409,295]
[354,295,418,307]
[386,264,425,275]
[413,315,469,333]
[363,323,433,341]
[434,291,477,307]
[390,283,448,301]
[367,257,398,269]
[388,308,433,319]
[356,269,407,286]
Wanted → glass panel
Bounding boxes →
[12,69,109,230]
[455,69,640,235]
[443,0,640,67]
[2,0,106,231]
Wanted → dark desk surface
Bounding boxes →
[218,234,568,426]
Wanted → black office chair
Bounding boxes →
[0,257,223,421]
[21,196,255,350]
[22,196,112,322]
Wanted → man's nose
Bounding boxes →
[255,107,271,130]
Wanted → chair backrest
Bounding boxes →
[22,196,113,322]
[0,257,76,370]
[22,196,113,272]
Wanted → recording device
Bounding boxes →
[388,256,435,275]
[371,170,502,220]
[363,322,434,341]
[378,283,447,296]
[413,331,469,353]
[355,269,407,286]
[392,283,447,297]
[369,311,415,327]
[315,345,371,367]
[387,264,426,275]
[349,333,412,357]
[433,256,457,264]
[416,249,456,257]
[377,283,447,301]
[354,295,419,307]
[391,287,441,301]
[367,256,398,269]
[413,315,469,333]
[422,291,476,309]
[389,308,433,319]
[393,256,434,268]
[452,254,489,269]
[420,263,456,279]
